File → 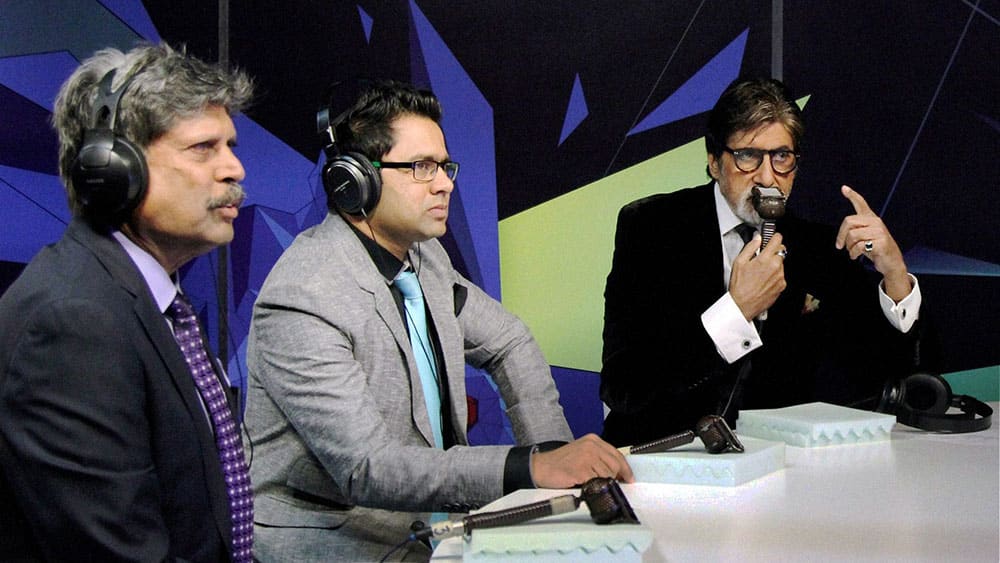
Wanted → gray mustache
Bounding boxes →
[209,182,246,209]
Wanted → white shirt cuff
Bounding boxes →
[878,274,921,333]
[701,293,762,364]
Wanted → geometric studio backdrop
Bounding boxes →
[2,1,997,444]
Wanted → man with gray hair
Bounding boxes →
[0,43,255,562]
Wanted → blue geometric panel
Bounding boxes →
[96,0,162,41]
[559,74,589,145]
[0,52,86,174]
[629,28,749,136]
[550,366,604,438]
[465,367,515,446]
[358,5,374,43]
[904,246,1000,277]
[0,166,69,263]
[0,52,81,109]
[0,1,150,60]
[0,85,59,173]
[232,115,319,223]
[410,0,500,299]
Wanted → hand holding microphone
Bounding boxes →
[730,187,787,321]
[617,415,744,456]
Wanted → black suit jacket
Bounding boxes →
[0,218,234,562]
[600,183,918,445]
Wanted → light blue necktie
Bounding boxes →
[393,270,444,448]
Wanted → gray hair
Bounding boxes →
[52,42,254,214]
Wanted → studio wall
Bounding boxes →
[2,1,997,442]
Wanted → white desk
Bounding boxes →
[434,408,999,562]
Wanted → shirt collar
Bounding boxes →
[346,220,408,282]
[713,181,745,237]
[111,230,178,313]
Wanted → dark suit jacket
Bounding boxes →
[0,218,235,562]
[600,183,918,445]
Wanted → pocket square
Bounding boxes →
[453,283,468,315]
[802,293,821,315]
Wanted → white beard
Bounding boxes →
[732,188,763,226]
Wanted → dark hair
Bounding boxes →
[53,43,253,215]
[335,80,443,161]
[705,77,804,160]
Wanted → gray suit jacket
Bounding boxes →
[245,212,572,562]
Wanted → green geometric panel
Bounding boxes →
[499,137,707,373]
[943,365,1000,402]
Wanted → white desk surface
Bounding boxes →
[434,407,999,562]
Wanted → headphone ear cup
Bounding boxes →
[72,127,148,224]
[322,151,381,216]
[876,378,905,414]
[900,372,952,415]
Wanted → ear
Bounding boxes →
[707,154,721,180]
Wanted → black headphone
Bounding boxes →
[316,106,381,216]
[876,372,993,433]
[70,68,148,225]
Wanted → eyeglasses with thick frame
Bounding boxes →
[723,146,800,174]
[372,159,460,182]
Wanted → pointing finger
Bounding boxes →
[841,185,873,216]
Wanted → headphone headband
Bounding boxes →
[93,69,130,131]
[896,394,993,433]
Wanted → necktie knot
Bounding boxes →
[393,270,422,300]
[734,223,757,245]
[167,292,197,326]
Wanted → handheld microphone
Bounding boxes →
[751,185,786,249]
[617,414,744,455]
[410,477,638,541]
[750,186,787,322]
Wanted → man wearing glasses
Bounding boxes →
[600,77,923,446]
[244,80,632,562]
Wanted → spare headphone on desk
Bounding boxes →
[70,68,148,225]
[316,104,381,217]
[875,372,992,433]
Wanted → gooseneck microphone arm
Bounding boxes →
[411,494,581,541]
[410,477,639,541]
[618,415,745,455]
[618,430,696,455]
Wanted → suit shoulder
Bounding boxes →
[621,184,708,214]
[618,185,710,227]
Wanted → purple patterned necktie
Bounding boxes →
[167,293,253,562]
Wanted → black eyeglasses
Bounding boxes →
[372,159,460,182]
[723,147,800,174]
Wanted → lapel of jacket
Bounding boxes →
[67,219,233,545]
[323,214,441,447]
[691,182,729,297]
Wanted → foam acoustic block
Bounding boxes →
[736,402,897,447]
[626,436,784,486]
[463,490,653,562]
